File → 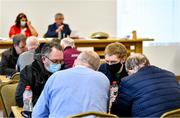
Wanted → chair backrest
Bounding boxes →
[68,112,119,118]
[0,82,18,117]
[10,72,20,81]
[160,108,180,118]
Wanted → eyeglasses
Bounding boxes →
[45,56,63,64]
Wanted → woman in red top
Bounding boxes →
[9,13,38,38]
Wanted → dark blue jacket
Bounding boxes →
[99,63,128,85]
[45,23,71,38]
[111,66,180,117]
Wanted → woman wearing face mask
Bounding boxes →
[99,42,128,85]
[9,13,38,38]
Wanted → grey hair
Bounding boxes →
[26,36,39,50]
[125,53,150,71]
[76,51,100,70]
[55,13,63,19]
[13,34,27,46]
[60,37,75,48]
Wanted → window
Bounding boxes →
[117,0,180,43]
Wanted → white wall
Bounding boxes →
[0,0,116,38]
[144,43,180,75]
[0,0,179,75]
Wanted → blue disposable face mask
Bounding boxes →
[20,21,26,27]
[47,63,61,73]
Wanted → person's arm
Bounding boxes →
[16,57,20,72]
[111,79,132,117]
[15,66,31,107]
[0,51,16,75]
[45,25,58,37]
[32,74,54,117]
[26,21,38,37]
[65,24,71,36]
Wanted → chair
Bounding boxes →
[10,72,20,81]
[68,112,119,118]
[0,81,18,117]
[160,108,180,118]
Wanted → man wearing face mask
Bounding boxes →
[9,13,38,38]
[0,34,27,76]
[99,42,128,85]
[16,43,64,107]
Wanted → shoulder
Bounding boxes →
[18,51,29,60]
[63,23,69,26]
[10,25,20,31]
[99,63,108,68]
[64,48,80,54]
[10,25,17,29]
[91,70,110,86]
[95,70,109,80]
[48,23,56,28]
[2,48,12,57]
[63,23,70,28]
[20,64,33,78]
[99,63,108,72]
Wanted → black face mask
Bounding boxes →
[108,62,122,74]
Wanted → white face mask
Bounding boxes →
[47,63,61,73]
[20,21,26,27]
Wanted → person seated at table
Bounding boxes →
[45,13,71,38]
[98,42,128,85]
[16,36,39,71]
[0,34,27,76]
[32,51,110,117]
[111,53,180,117]
[15,43,64,107]
[60,37,81,68]
[9,13,38,38]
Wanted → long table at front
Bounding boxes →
[0,38,154,57]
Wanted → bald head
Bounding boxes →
[60,37,75,49]
[75,51,100,70]
[26,36,39,50]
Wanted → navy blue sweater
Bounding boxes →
[111,66,180,117]
[45,23,71,38]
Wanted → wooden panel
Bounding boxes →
[11,106,23,118]
[0,38,154,58]
[176,76,180,81]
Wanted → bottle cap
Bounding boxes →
[112,81,117,85]
[25,86,31,90]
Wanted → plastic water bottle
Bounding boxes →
[109,81,118,113]
[58,31,62,39]
[23,86,33,111]
[110,81,118,102]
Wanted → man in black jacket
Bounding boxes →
[16,43,64,106]
[0,34,27,76]
[111,53,180,117]
[99,42,128,85]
